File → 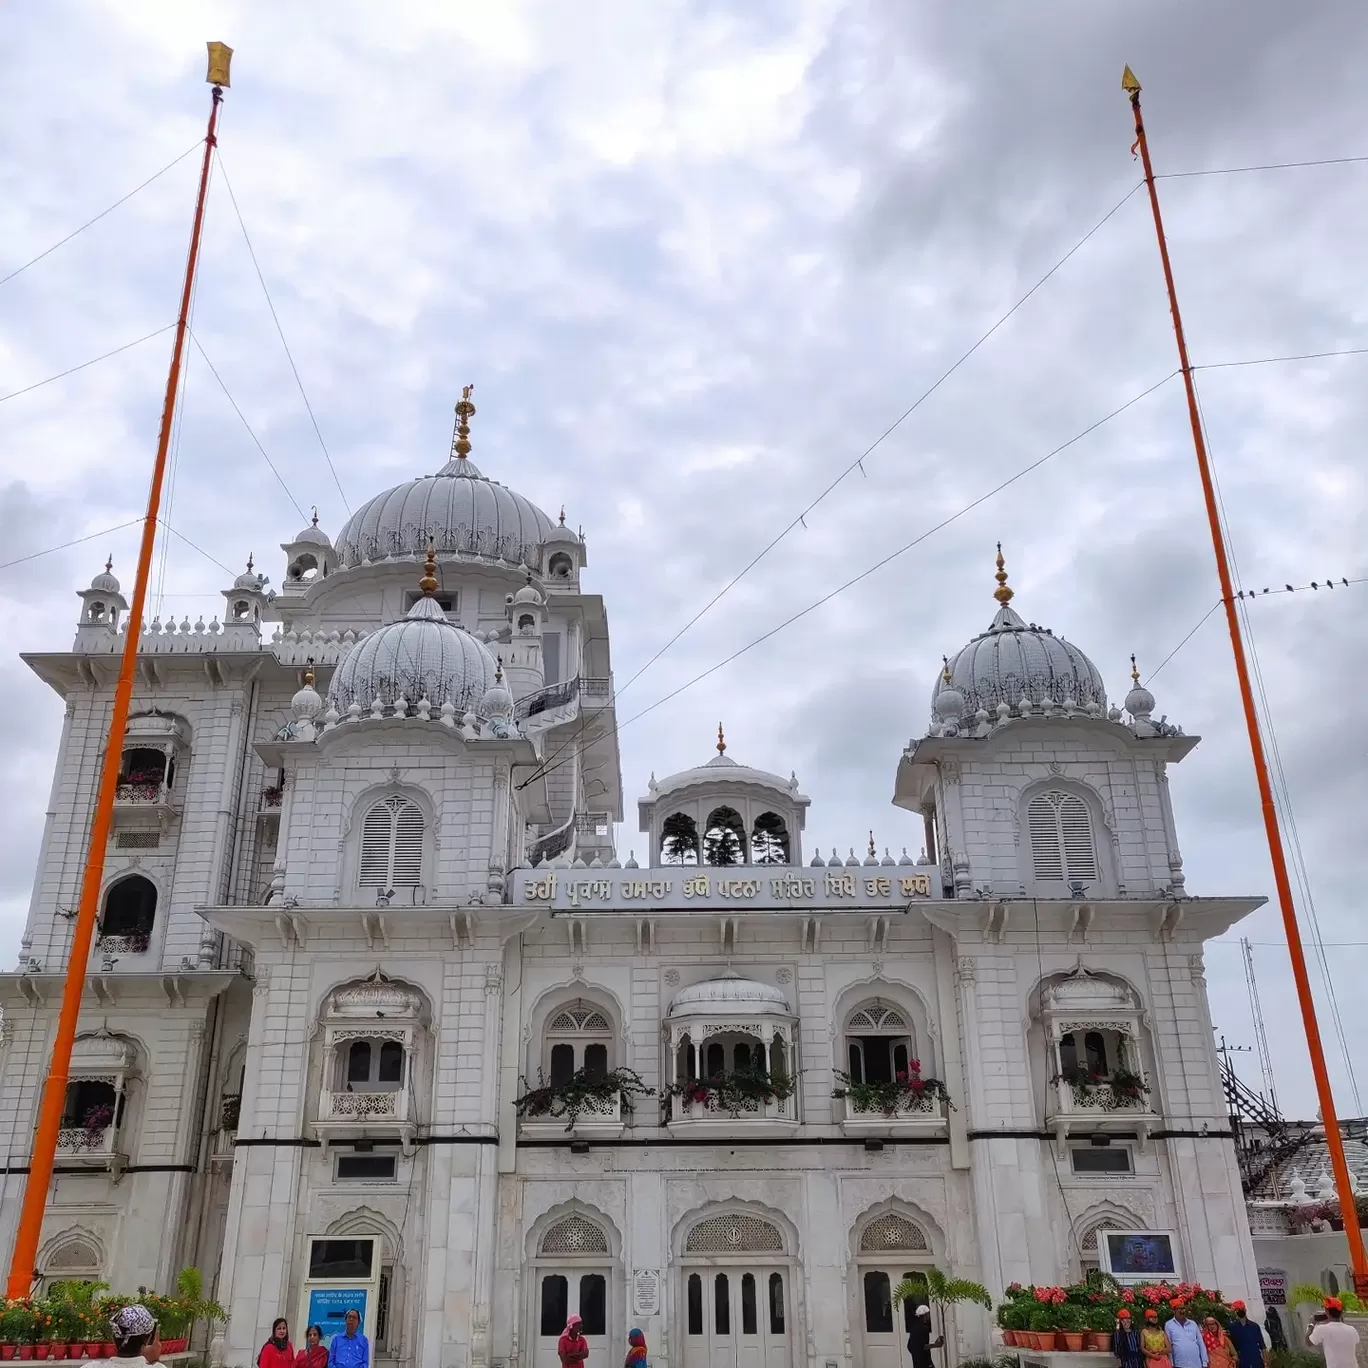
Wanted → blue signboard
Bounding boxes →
[305,1288,369,1345]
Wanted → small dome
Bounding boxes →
[89,558,120,593]
[933,549,1106,721]
[512,577,543,606]
[479,662,514,719]
[669,973,791,1018]
[233,556,265,591]
[327,593,498,714]
[650,726,799,801]
[292,521,332,548]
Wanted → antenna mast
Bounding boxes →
[1242,938,1279,1112]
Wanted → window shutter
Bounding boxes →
[391,801,424,886]
[1028,789,1098,885]
[1059,794,1098,881]
[359,796,425,888]
[1028,794,1064,880]
[359,802,395,886]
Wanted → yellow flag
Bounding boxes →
[206,42,233,88]
[1121,65,1141,94]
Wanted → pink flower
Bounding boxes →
[1121,1291,1135,1304]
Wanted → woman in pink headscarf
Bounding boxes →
[558,1315,589,1368]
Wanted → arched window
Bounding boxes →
[1058,1029,1126,1080]
[702,807,746,866]
[845,1005,915,1085]
[118,747,173,796]
[544,1004,614,1087]
[359,796,425,888]
[751,813,790,865]
[1027,789,1099,886]
[548,552,574,579]
[100,876,157,943]
[661,812,700,865]
[338,1037,406,1093]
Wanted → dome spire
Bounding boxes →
[419,538,439,597]
[451,384,476,463]
[993,542,1013,605]
[1131,653,1141,684]
[716,722,726,755]
[311,505,319,527]
[105,555,113,574]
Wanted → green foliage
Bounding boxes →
[1055,1304,1087,1332]
[515,1066,655,1131]
[1287,1283,1364,1313]
[1054,1067,1150,1110]
[666,1067,795,1116]
[831,1070,954,1116]
[891,1267,992,1312]
[174,1266,227,1349]
[1087,1307,1117,1333]
[1268,1351,1326,1368]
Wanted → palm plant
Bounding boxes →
[893,1268,993,1368]
[175,1265,226,1351]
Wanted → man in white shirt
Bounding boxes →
[1308,1298,1360,1368]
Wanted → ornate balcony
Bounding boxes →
[664,974,800,1139]
[111,778,180,828]
[316,1086,413,1144]
[519,1090,625,1141]
[56,1125,122,1164]
[833,1088,950,1139]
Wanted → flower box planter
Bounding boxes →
[1061,1333,1087,1351]
[1089,1333,1112,1351]
[1,1348,15,1362]
[17,1349,33,1361]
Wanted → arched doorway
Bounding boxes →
[855,1212,933,1368]
[531,1214,615,1368]
[680,1212,792,1368]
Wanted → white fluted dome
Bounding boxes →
[89,561,120,593]
[933,602,1107,720]
[334,454,557,569]
[669,974,791,1018]
[328,594,498,713]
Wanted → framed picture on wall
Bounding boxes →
[1098,1231,1180,1282]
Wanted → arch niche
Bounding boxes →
[850,1205,942,1368]
[525,1206,621,1368]
[674,1206,798,1368]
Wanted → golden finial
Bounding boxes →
[1131,653,1140,684]
[716,722,726,755]
[452,384,476,462]
[868,830,877,859]
[993,542,1014,605]
[246,553,254,574]
[419,538,439,596]
[104,555,113,574]
[303,660,315,687]
[942,655,952,684]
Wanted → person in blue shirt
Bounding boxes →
[1224,1302,1267,1368]
[328,1310,369,1368]
[1165,1302,1208,1368]
[1112,1309,1144,1368]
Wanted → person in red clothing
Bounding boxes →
[558,1314,589,1368]
[296,1326,329,1368]
[259,1319,294,1368]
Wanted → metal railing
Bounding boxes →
[516,675,580,721]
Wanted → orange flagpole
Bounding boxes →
[1122,65,1368,1297]
[5,42,233,1299]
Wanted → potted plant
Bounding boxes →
[1057,1303,1087,1352]
[514,1067,654,1131]
[1028,1305,1059,1350]
[1105,1068,1150,1109]
[893,1268,992,1368]
[832,1063,954,1117]
[1087,1305,1116,1352]
[168,1266,225,1355]
[665,1065,796,1118]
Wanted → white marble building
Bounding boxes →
[0,395,1265,1368]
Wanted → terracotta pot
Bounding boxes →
[1090,1332,1113,1351]
[33,1350,48,1361]
[1029,1332,1048,1349]
[17,1349,33,1361]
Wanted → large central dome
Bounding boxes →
[334,390,556,569]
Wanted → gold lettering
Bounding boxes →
[524,873,557,902]
[683,874,711,899]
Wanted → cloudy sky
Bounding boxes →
[1,1,1365,1118]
